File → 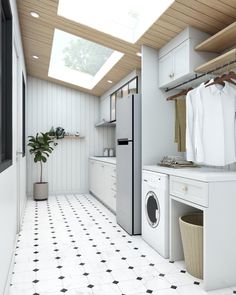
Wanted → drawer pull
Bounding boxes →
[182,185,188,192]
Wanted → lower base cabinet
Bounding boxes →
[89,159,116,212]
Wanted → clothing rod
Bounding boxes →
[165,59,236,92]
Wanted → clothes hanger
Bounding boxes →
[205,62,236,87]
[206,71,236,87]
[219,72,236,85]
[166,87,193,101]
[205,75,225,88]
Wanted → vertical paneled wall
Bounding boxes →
[27,76,115,195]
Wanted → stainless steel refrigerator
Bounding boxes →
[116,94,141,235]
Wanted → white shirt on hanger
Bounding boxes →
[186,84,204,162]
[196,81,236,166]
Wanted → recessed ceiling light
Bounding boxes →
[136,52,142,57]
[32,55,39,59]
[107,80,113,84]
[30,11,40,18]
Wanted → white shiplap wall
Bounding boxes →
[27,76,115,195]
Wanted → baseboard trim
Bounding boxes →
[4,195,27,295]
[4,233,19,295]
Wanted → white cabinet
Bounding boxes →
[89,159,116,212]
[170,175,236,290]
[158,27,217,88]
[172,40,189,81]
[159,41,189,87]
[159,51,173,87]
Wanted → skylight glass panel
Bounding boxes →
[58,0,175,43]
[48,29,124,89]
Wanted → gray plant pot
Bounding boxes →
[33,182,48,201]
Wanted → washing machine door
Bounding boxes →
[145,191,160,228]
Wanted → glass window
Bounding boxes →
[0,0,12,173]
[129,78,138,94]
[122,84,129,97]
[48,29,124,90]
[110,93,116,122]
[22,74,26,157]
[58,0,174,43]
[116,88,122,99]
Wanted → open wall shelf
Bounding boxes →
[95,121,116,127]
[195,22,236,53]
[49,135,85,140]
[195,48,236,73]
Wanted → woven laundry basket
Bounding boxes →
[179,213,203,279]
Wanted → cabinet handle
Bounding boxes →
[182,185,188,192]
[169,73,174,78]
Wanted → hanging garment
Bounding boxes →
[175,97,186,152]
[186,86,202,162]
[197,82,236,166]
[186,81,236,166]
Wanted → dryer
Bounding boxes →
[142,170,169,258]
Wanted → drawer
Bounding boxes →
[170,176,208,207]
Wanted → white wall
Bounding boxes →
[0,0,27,294]
[142,45,180,165]
[27,76,115,195]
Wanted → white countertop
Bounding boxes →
[143,165,236,182]
[89,156,116,165]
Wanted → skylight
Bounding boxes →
[48,29,124,89]
[57,0,175,43]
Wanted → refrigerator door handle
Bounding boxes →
[117,138,132,145]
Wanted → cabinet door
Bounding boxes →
[173,40,189,80]
[93,162,100,197]
[110,93,116,122]
[100,97,110,122]
[128,78,138,94]
[159,51,173,87]
[89,160,94,193]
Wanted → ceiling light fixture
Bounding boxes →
[136,52,142,57]
[30,11,40,18]
[107,80,113,84]
[32,55,39,59]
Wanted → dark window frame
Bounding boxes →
[110,76,138,122]
[22,74,26,157]
[0,0,13,173]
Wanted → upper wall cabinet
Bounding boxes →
[100,96,110,122]
[158,27,217,89]
[110,76,138,122]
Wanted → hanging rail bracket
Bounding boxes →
[165,59,236,92]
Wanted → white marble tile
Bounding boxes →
[91,283,121,295]
[10,194,232,295]
[111,268,138,282]
[206,288,233,295]
[142,275,172,291]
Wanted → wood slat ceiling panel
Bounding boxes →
[17,0,236,96]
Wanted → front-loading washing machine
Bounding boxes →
[142,170,169,258]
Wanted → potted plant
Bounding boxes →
[28,132,54,201]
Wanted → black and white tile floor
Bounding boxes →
[10,194,236,295]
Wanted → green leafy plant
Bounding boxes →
[28,133,54,183]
